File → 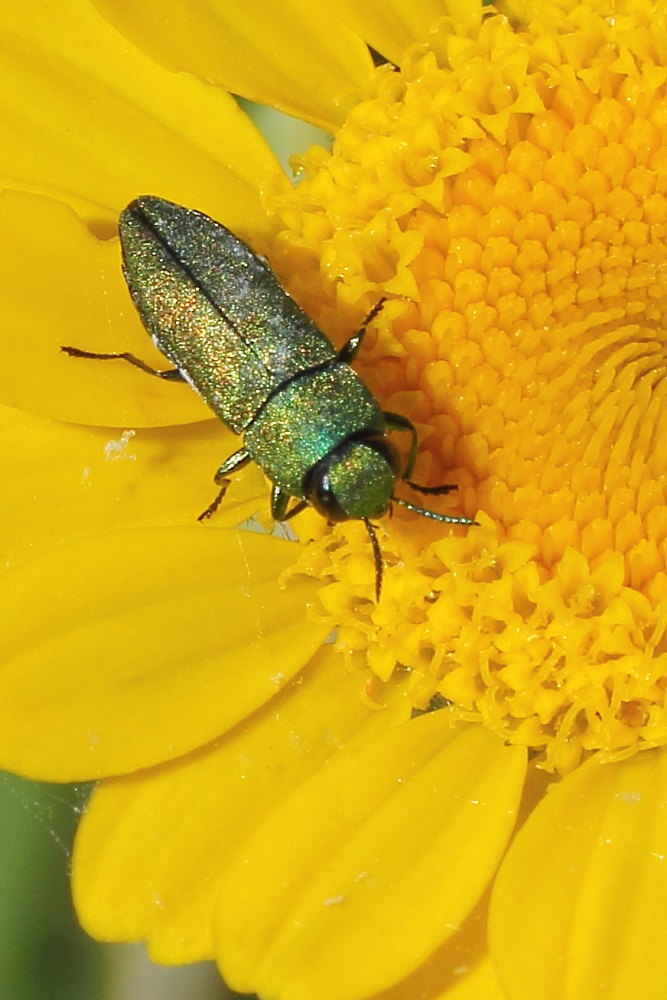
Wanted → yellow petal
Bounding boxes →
[362,907,506,1000]
[328,0,483,66]
[72,648,411,962]
[0,192,212,426]
[0,2,282,225]
[0,402,267,567]
[215,716,526,1000]
[0,527,327,781]
[92,0,374,133]
[490,748,667,1000]
[437,956,508,1000]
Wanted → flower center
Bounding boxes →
[267,1,667,774]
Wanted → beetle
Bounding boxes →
[63,196,475,599]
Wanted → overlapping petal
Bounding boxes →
[91,0,374,133]
[0,1,283,227]
[1,0,666,998]
[0,527,327,780]
[490,748,667,1000]
[438,956,508,1000]
[215,717,526,1000]
[0,400,267,568]
[73,647,411,962]
[0,192,215,425]
[328,0,483,66]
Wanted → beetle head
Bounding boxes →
[303,434,400,521]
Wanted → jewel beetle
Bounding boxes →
[63,196,475,599]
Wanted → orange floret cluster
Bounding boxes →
[272,1,667,773]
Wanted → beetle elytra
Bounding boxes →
[63,196,475,598]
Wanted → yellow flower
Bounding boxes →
[2,1,667,998]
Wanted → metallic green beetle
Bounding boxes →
[63,196,475,598]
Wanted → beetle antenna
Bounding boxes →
[392,496,477,525]
[363,517,383,602]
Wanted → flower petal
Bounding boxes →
[358,906,506,1000]
[92,0,374,133]
[72,648,410,962]
[0,402,267,567]
[490,749,667,1000]
[0,192,213,426]
[214,716,526,1000]
[0,2,282,223]
[0,527,327,781]
[434,956,508,1000]
[327,0,483,66]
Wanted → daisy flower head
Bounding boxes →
[2,1,667,998]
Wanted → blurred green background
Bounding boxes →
[0,774,237,1000]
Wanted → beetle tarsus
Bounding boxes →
[337,297,387,363]
[197,481,230,521]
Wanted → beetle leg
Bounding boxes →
[197,486,229,521]
[384,411,461,496]
[198,448,251,521]
[213,448,252,482]
[61,345,184,381]
[281,498,309,521]
[405,482,458,496]
[271,485,291,520]
[337,297,387,363]
[363,517,384,601]
[272,489,309,522]
[383,410,419,479]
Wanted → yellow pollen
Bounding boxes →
[272,0,667,774]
